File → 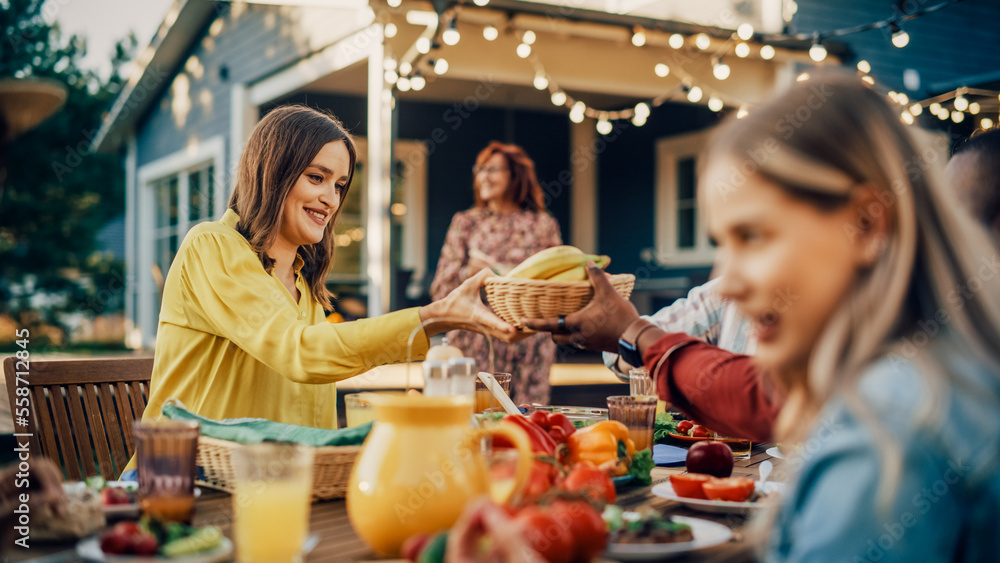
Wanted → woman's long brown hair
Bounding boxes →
[472,141,546,212]
[228,105,356,310]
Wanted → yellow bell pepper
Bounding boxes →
[567,420,636,476]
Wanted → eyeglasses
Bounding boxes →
[472,166,509,176]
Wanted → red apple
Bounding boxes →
[99,530,129,554]
[686,440,734,478]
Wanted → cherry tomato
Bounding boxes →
[668,472,714,499]
[513,506,574,563]
[561,462,616,504]
[691,425,713,438]
[702,477,756,502]
[547,499,607,563]
[676,420,694,435]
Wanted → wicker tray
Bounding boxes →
[196,436,362,501]
[484,273,636,329]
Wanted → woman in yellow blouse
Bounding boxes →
[135,106,517,441]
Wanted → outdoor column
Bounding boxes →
[570,120,598,253]
[366,26,393,317]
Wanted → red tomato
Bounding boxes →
[676,420,694,435]
[521,461,557,504]
[691,425,713,438]
[668,473,714,499]
[99,530,129,555]
[702,477,756,502]
[547,499,607,563]
[561,462,616,504]
[529,411,550,428]
[130,533,159,557]
[112,521,142,537]
[513,506,574,563]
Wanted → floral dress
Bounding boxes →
[430,208,562,405]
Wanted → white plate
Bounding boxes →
[604,515,732,561]
[64,482,201,519]
[76,536,233,563]
[651,481,785,515]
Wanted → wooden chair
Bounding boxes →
[3,356,153,481]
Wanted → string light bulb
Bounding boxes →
[929,102,942,114]
[384,23,397,38]
[483,25,499,41]
[896,92,908,105]
[396,76,411,91]
[737,106,748,119]
[694,33,711,50]
[399,61,412,75]
[708,97,724,112]
[901,111,914,125]
[634,102,650,118]
[551,91,567,106]
[415,37,431,54]
[735,42,750,58]
[383,69,398,84]
[410,74,426,91]
[712,60,731,80]
[889,22,909,48]
[861,75,875,85]
[597,118,613,135]
[969,102,980,114]
[909,103,922,116]
[760,45,775,60]
[387,0,401,7]
[569,101,586,123]
[737,23,754,41]
[954,95,969,111]
[857,60,871,73]
[533,74,548,90]
[472,0,489,6]
[631,27,646,47]
[654,63,670,77]
[632,113,647,127]
[442,20,461,46]
[516,43,531,58]
[433,58,449,75]
[687,86,703,103]
[522,30,536,45]
[809,40,827,62]
[668,34,685,49]
[982,117,994,129]
[951,110,964,123]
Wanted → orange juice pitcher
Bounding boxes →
[345,393,532,557]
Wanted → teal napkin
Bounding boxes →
[161,401,371,447]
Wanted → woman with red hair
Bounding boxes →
[431,141,562,404]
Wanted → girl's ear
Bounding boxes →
[848,184,892,267]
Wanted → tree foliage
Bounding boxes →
[0,0,136,340]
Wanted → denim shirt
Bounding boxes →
[768,344,1000,562]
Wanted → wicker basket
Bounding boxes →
[484,273,636,329]
[196,436,362,501]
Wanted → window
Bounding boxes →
[655,129,715,266]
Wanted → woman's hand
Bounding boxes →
[522,263,640,352]
[446,497,546,563]
[420,269,523,343]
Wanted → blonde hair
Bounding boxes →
[702,74,1000,501]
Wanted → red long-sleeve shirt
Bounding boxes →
[644,333,783,442]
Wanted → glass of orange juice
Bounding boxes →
[134,419,199,523]
[344,393,375,427]
[232,443,313,563]
[474,373,512,413]
[606,395,658,452]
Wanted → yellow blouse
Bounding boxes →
[138,209,429,433]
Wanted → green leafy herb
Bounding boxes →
[628,448,655,486]
[653,412,678,442]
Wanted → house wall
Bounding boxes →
[792,0,1000,98]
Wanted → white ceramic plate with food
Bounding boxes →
[604,515,732,561]
[651,481,785,514]
[76,536,233,563]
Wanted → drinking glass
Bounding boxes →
[716,434,753,460]
[134,419,200,523]
[474,373,512,413]
[606,395,658,452]
[344,393,375,427]
[232,443,314,563]
[629,367,667,414]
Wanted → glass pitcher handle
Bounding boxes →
[465,422,534,506]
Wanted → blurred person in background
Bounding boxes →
[528,75,1000,561]
[431,142,562,405]
[946,127,1000,237]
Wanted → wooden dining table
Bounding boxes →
[6,443,783,562]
